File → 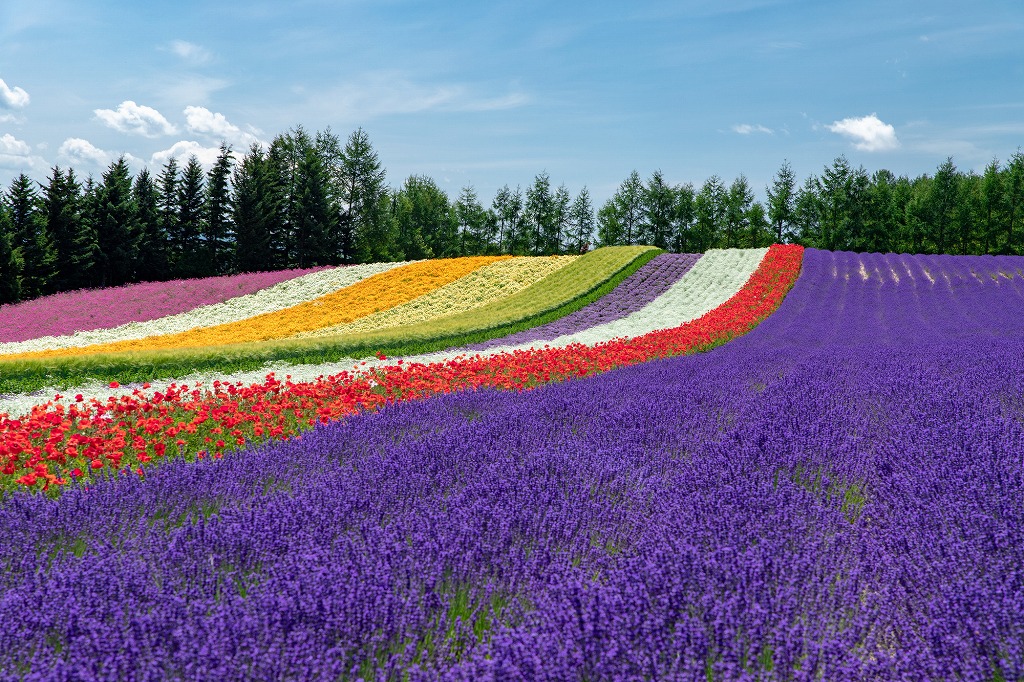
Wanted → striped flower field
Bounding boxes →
[2,245,1024,679]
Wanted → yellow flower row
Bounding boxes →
[7,256,510,360]
[296,256,578,339]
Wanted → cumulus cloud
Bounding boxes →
[183,106,262,147]
[0,78,30,108]
[58,137,114,167]
[168,40,212,65]
[150,140,224,168]
[94,100,177,137]
[827,113,900,151]
[0,132,44,171]
[732,123,773,135]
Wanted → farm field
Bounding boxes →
[1,245,1023,679]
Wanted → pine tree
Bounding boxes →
[0,203,21,304]
[693,175,725,252]
[157,158,181,276]
[7,173,55,298]
[338,127,387,264]
[491,185,524,255]
[642,170,675,249]
[980,159,1004,255]
[204,143,235,274]
[612,170,645,246]
[292,146,333,267]
[793,176,821,247]
[671,183,696,253]
[175,156,206,278]
[43,166,98,292]
[233,144,275,272]
[455,185,489,255]
[766,161,796,244]
[133,168,168,281]
[94,157,139,286]
[1005,151,1024,255]
[927,157,958,255]
[565,187,595,254]
[525,172,556,255]
[596,200,624,247]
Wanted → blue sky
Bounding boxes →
[1,0,1022,207]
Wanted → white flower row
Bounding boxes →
[0,262,407,356]
[0,249,765,418]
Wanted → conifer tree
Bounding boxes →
[766,161,796,244]
[232,144,276,272]
[641,170,675,250]
[44,166,98,291]
[133,168,169,281]
[7,173,55,298]
[565,187,595,254]
[175,156,206,278]
[204,143,235,274]
[491,185,524,255]
[338,127,388,263]
[671,183,696,253]
[94,157,139,286]
[292,146,333,267]
[0,203,21,304]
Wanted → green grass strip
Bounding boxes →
[0,247,660,394]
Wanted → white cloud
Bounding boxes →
[0,77,30,108]
[732,123,773,135]
[0,132,45,170]
[58,137,114,167]
[94,100,177,137]
[157,75,230,107]
[150,140,224,168]
[183,105,262,147]
[168,39,212,65]
[827,113,900,151]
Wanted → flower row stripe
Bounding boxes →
[0,245,802,493]
[1,257,510,361]
[294,256,578,339]
[0,266,332,344]
[0,262,406,356]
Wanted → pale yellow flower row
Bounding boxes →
[7,256,509,360]
[295,255,578,339]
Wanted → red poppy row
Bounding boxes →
[0,245,803,493]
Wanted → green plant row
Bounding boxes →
[0,247,661,394]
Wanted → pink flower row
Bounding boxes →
[0,267,331,343]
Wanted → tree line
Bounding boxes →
[1,124,1022,305]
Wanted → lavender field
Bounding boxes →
[2,248,1023,680]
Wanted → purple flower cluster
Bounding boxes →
[0,267,329,343]
[466,253,701,351]
[2,249,1024,679]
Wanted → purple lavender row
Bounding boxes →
[465,252,701,351]
[3,249,1024,678]
[0,266,330,343]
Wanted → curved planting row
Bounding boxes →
[0,247,656,396]
[0,262,402,355]
[0,245,802,493]
[0,266,331,344]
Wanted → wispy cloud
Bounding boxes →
[827,113,900,151]
[308,72,529,121]
[94,101,177,137]
[167,40,213,65]
[0,78,30,109]
[732,123,774,135]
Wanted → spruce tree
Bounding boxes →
[204,143,235,274]
[7,173,55,298]
[565,187,595,254]
[0,203,21,304]
[44,166,98,292]
[292,146,333,267]
[671,183,696,253]
[94,157,139,286]
[642,170,674,250]
[525,172,556,255]
[491,185,524,255]
[157,158,181,275]
[338,127,388,263]
[133,168,169,281]
[232,144,275,272]
[175,156,206,278]
[766,161,796,244]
